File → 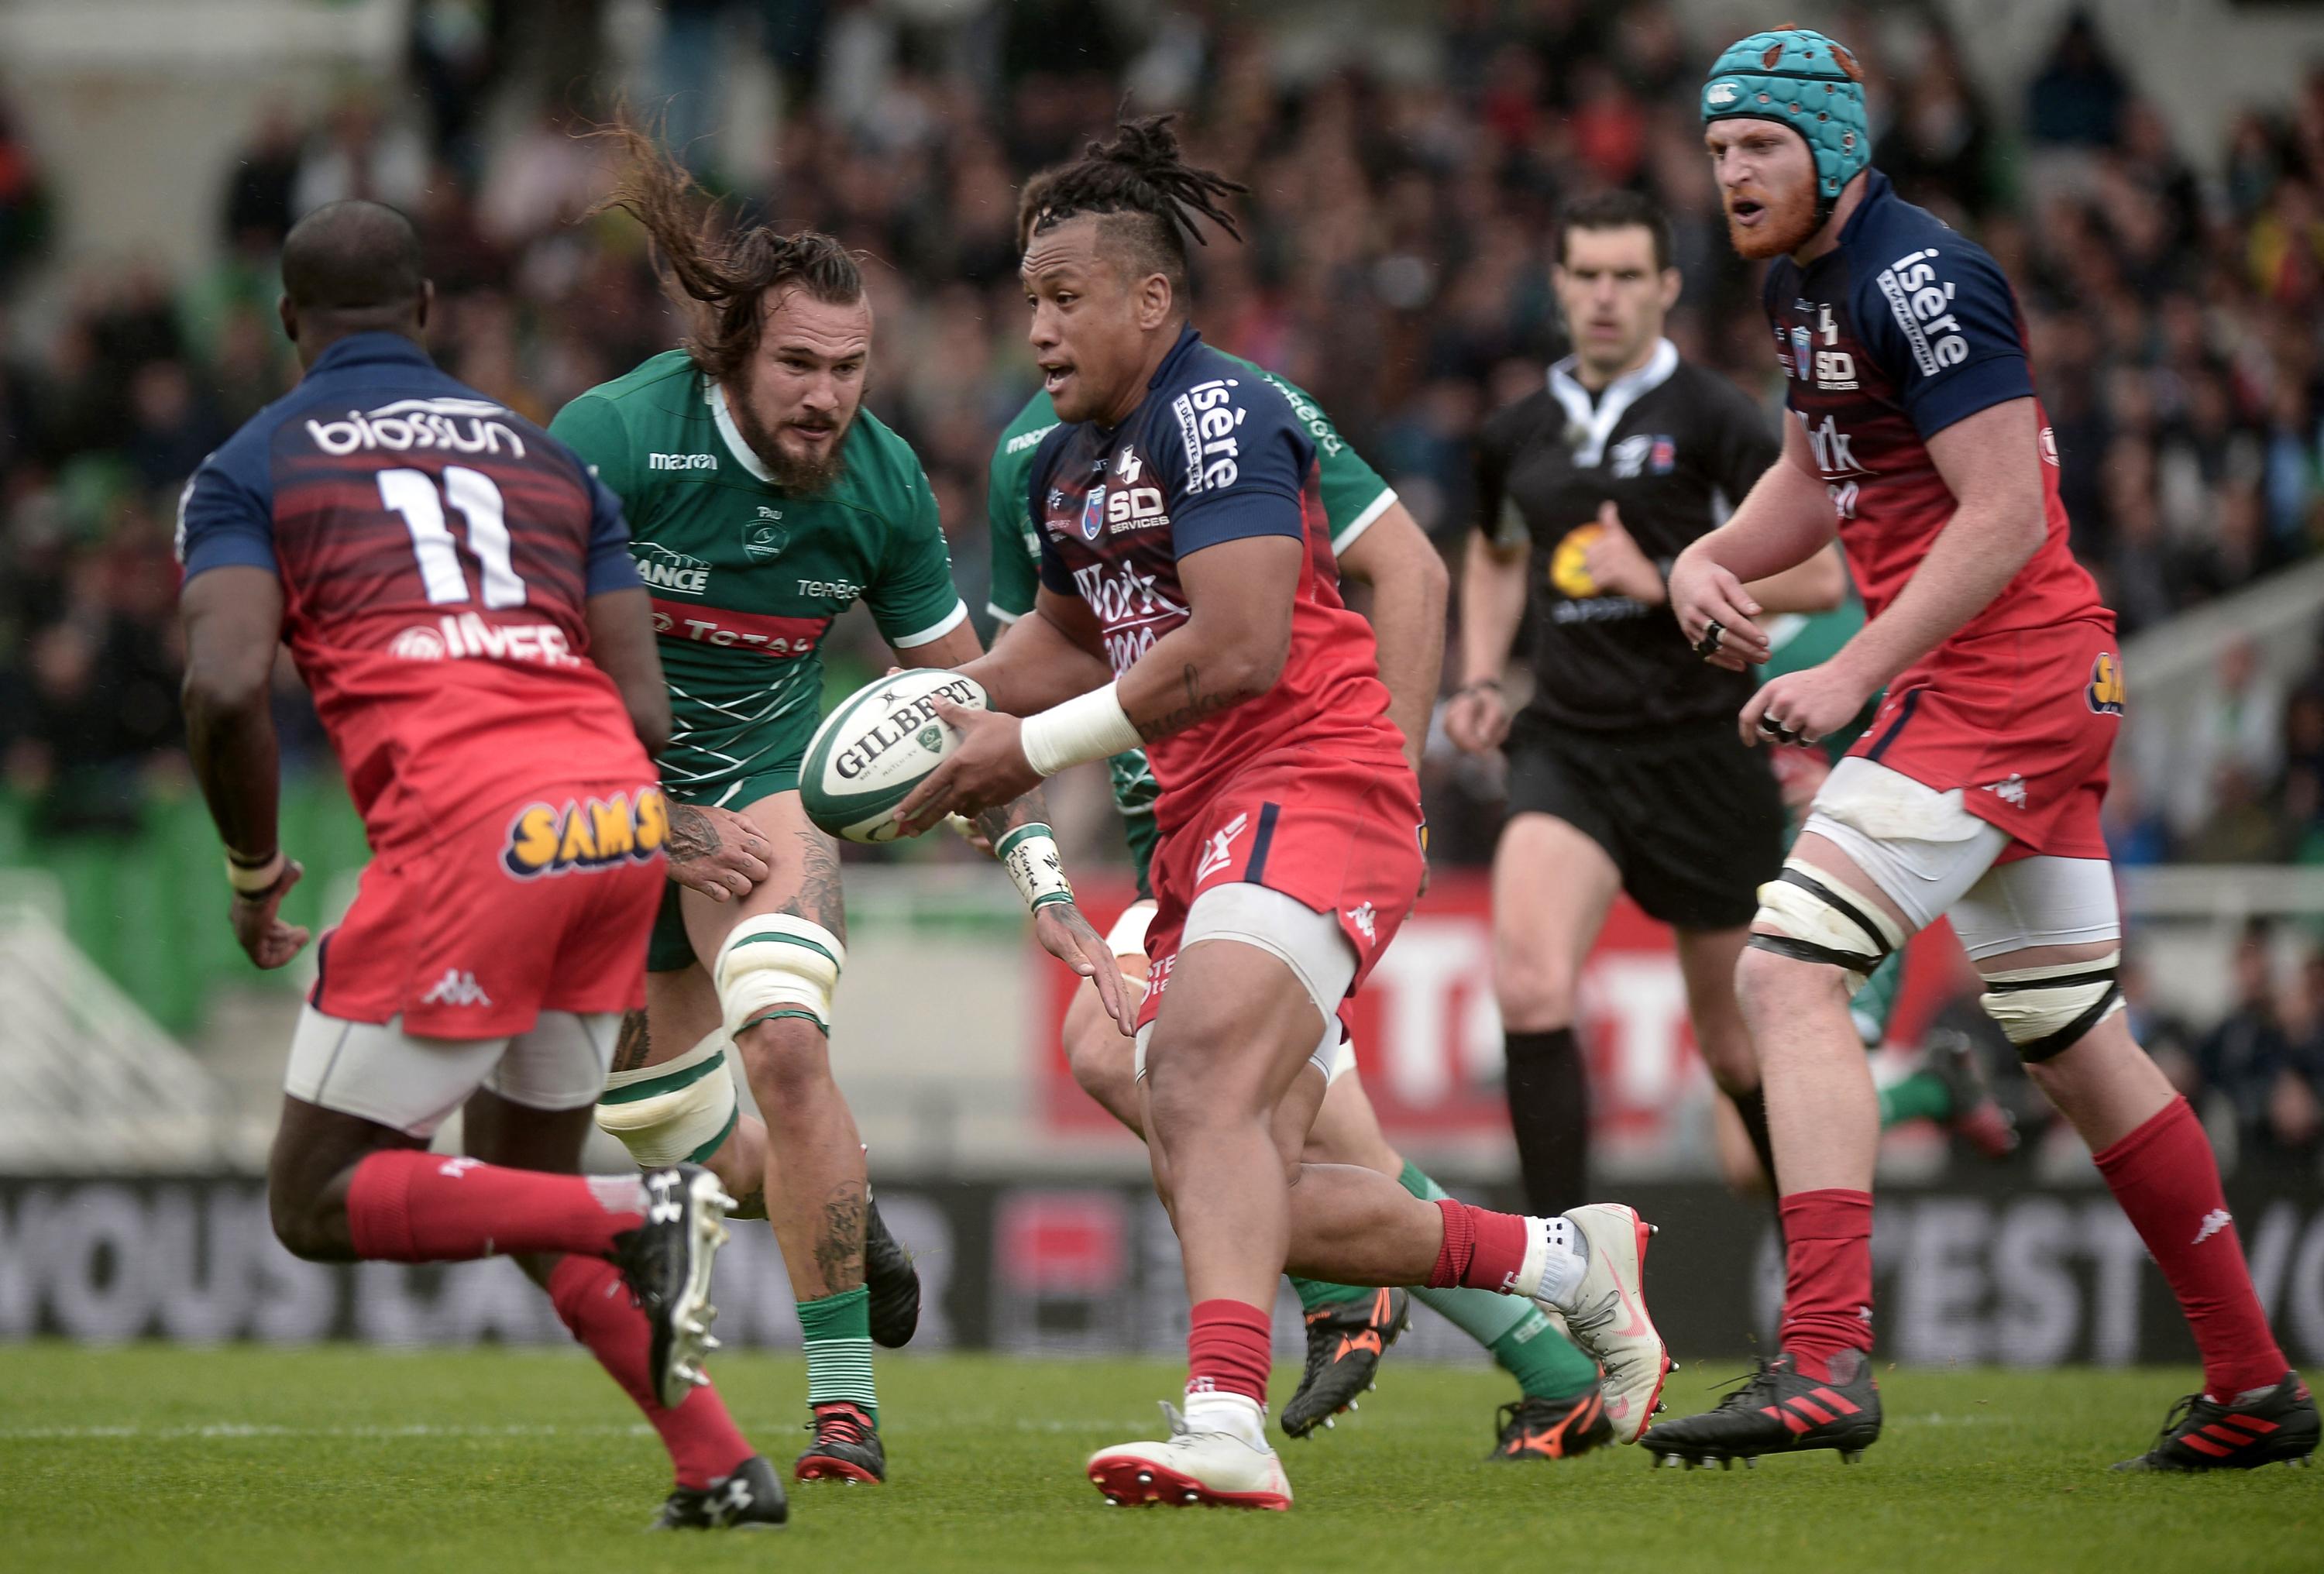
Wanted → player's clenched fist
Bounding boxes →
[663,802,772,902]
[229,859,311,970]
[1444,680,1509,754]
[1667,548,1770,672]
[1738,662,1876,751]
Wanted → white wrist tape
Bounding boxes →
[996,822,1076,912]
[1019,683,1143,777]
[227,851,286,896]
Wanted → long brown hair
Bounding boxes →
[586,114,862,384]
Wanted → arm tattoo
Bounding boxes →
[812,1180,868,1293]
[779,827,847,942]
[1137,662,1243,741]
[666,805,722,862]
[610,1009,652,1074]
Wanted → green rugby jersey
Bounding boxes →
[552,352,966,806]
[985,365,1397,893]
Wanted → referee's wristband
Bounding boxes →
[995,822,1076,912]
[1019,682,1143,778]
[226,849,287,897]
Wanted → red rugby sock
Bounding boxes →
[548,1256,751,1488]
[1778,1188,1875,1381]
[346,1150,644,1262]
[1186,1298,1274,1405]
[1425,1198,1532,1293]
[2094,1098,2287,1399]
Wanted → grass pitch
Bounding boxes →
[2,1344,2314,1573]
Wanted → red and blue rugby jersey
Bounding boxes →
[1763,171,2109,656]
[176,332,650,848]
[1028,327,1407,831]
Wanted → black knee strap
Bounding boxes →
[2003,977,2123,1065]
[1747,931,1886,976]
[1775,868,1898,964]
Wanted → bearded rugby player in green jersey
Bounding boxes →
[550,125,1129,1487]
[975,167,1622,1462]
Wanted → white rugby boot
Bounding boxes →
[1544,1204,1669,1445]
[1087,1403,1293,1510]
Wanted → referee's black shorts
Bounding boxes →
[1502,711,1785,932]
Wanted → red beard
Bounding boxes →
[1724,179,1823,261]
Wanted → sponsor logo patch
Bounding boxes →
[742,504,786,562]
[634,541,711,596]
[388,613,579,667]
[648,451,717,470]
[1172,377,1246,493]
[2086,652,2126,715]
[419,969,493,1008]
[304,397,526,459]
[1873,248,1970,376]
[503,788,669,877]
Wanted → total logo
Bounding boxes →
[503,787,669,878]
[389,613,580,667]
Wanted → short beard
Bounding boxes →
[1725,182,1824,262]
[726,383,852,493]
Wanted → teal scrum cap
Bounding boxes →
[1700,26,1870,220]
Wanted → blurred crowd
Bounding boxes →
[1,3,2322,878]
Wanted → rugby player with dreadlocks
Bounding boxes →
[894,117,1669,1510]
[548,122,1129,1487]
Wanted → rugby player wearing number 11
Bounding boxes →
[896,118,1666,1510]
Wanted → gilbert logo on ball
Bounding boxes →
[801,668,992,843]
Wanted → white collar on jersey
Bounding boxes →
[1546,337,1679,468]
[706,380,775,484]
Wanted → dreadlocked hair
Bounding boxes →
[585,112,861,385]
[1017,114,1247,294]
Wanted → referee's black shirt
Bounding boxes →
[1473,339,1781,731]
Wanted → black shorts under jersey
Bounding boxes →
[1503,711,1784,932]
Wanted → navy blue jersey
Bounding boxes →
[1026,326,1402,823]
[1761,171,2104,649]
[176,332,649,843]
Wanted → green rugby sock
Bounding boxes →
[797,1285,877,1424]
[1879,1071,1954,1129]
[1288,1275,1370,1314]
[1397,1161,1598,1400]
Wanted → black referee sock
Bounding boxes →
[1729,1083,1779,1191]
[1504,1027,1589,1215]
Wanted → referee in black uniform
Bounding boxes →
[1448,190,1843,1211]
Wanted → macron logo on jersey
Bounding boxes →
[1006,424,1059,455]
[1874,249,1971,376]
[648,452,718,471]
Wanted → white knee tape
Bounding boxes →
[594,1029,740,1167]
[1978,950,2124,1062]
[1749,857,1909,991]
[1326,1037,1357,1085]
[713,916,845,1040]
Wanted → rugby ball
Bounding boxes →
[800,668,991,844]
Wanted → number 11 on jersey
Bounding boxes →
[377,466,528,609]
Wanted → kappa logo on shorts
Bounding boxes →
[2087,652,2126,715]
[1981,775,2029,809]
[1346,902,1377,943]
[1194,813,1250,884]
[502,787,669,877]
[420,970,493,1008]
